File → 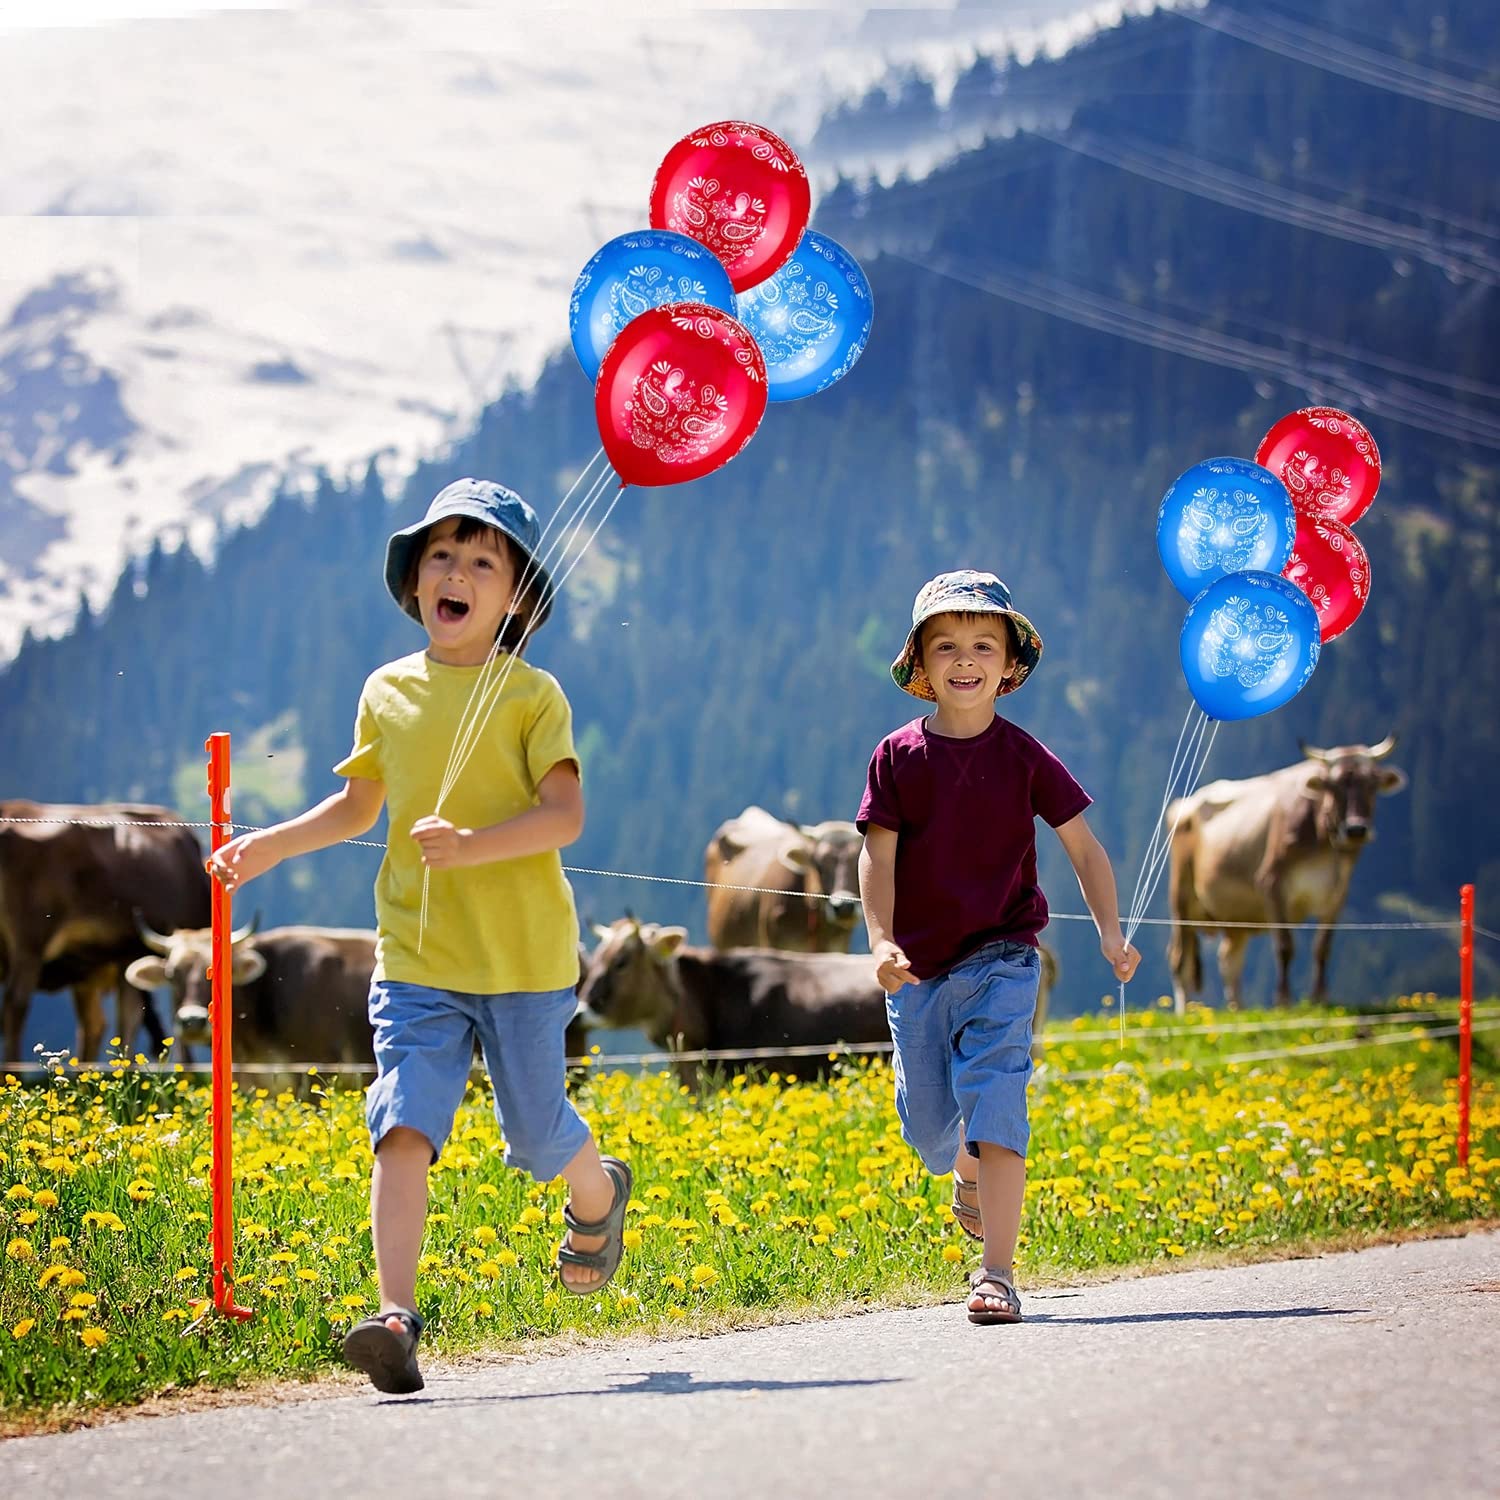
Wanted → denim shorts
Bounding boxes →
[884,939,1041,1171]
[365,978,591,1180]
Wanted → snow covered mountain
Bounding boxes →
[0,1,1171,657]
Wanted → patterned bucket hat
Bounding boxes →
[385,478,555,627]
[891,570,1043,701]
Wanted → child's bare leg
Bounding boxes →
[971,1140,1025,1313]
[372,1126,431,1314]
[557,1136,615,1292]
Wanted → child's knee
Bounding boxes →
[375,1124,437,1162]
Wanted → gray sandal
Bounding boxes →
[951,1174,983,1242]
[967,1267,1023,1325]
[342,1306,425,1393]
[556,1156,633,1296]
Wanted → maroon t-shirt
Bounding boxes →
[856,714,1092,981]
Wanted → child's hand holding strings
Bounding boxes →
[412,815,471,869]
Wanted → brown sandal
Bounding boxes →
[951,1174,983,1242]
[967,1267,1023,1325]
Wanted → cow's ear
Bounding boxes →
[1304,774,1329,794]
[124,956,168,990]
[778,841,815,873]
[591,921,614,943]
[715,833,747,862]
[1377,766,1408,795]
[231,949,267,984]
[650,927,688,960]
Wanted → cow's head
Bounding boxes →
[779,820,863,935]
[1299,735,1407,851]
[124,913,263,1043]
[576,918,687,1041]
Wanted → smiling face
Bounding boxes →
[919,611,1016,711]
[412,517,520,665]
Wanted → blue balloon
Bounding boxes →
[1156,457,1294,601]
[1180,571,1321,721]
[733,231,873,402]
[569,230,736,382]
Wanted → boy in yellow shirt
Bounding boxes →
[210,478,629,1393]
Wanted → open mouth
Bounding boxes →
[948,676,983,691]
[435,595,471,624]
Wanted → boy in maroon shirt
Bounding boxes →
[857,570,1139,1324]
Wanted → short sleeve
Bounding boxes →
[332,688,383,781]
[526,676,580,789]
[1031,740,1092,828]
[856,737,902,834]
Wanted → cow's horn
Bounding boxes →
[133,909,172,955]
[1298,739,1333,764]
[230,911,260,945]
[1367,733,1398,760]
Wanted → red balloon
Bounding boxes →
[1281,514,1370,642]
[1255,406,1381,526]
[649,120,811,292]
[594,301,768,488]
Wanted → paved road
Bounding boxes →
[10,1232,1498,1499]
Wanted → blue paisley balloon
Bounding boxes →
[1156,458,1295,601]
[569,230,737,382]
[1179,571,1321,721]
[733,231,873,402]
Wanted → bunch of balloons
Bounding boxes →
[1157,407,1381,721]
[569,121,874,488]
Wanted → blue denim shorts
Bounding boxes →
[884,939,1041,1171]
[365,978,591,1180]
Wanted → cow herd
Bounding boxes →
[1,739,1404,1069]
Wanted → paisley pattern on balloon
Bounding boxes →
[1255,406,1381,526]
[1179,571,1321,721]
[569,230,736,382]
[734,231,873,402]
[1156,458,1295,601]
[594,301,768,488]
[649,121,812,292]
[1281,514,1370,642]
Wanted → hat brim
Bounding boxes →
[384,507,556,629]
[890,607,1043,701]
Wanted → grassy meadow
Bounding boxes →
[3,996,1497,1424]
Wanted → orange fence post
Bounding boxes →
[1457,883,1475,1169]
[207,733,253,1321]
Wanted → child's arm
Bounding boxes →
[411,762,583,869]
[858,826,918,993]
[209,777,387,892]
[1053,813,1140,982]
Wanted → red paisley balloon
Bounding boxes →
[649,120,811,292]
[1281,514,1371,642]
[1255,406,1381,526]
[595,301,768,488]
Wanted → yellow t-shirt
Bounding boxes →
[333,650,581,994]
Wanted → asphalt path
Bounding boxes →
[9,1231,1498,1499]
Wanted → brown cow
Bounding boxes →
[0,801,209,1062]
[705,806,862,952]
[1166,735,1407,1012]
[575,918,1058,1082]
[124,918,375,1065]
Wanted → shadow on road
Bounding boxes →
[380,1369,904,1407]
[1027,1305,1361,1326]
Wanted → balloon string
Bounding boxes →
[417,466,625,955]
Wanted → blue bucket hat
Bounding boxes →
[891,569,1043,701]
[385,478,555,629]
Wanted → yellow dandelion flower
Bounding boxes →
[4,1184,32,1201]
[174,1267,199,1282]
[61,1308,86,1322]
[161,1309,188,1323]
[68,1291,98,1308]
[125,1180,155,1202]
[689,1264,718,1288]
[295,1268,318,1282]
[477,1260,501,1282]
[473,1226,498,1245]
[33,1189,59,1210]
[11,1318,36,1338]
[6,1237,33,1261]
[519,1206,545,1226]
[496,1248,519,1268]
[79,1326,108,1348]
[622,1229,643,1251]
[667,1306,687,1320]
[49,1235,71,1250]
[15,1210,38,1227]
[941,1244,964,1264]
